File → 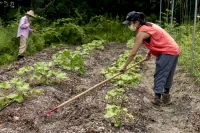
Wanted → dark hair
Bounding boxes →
[137,12,152,26]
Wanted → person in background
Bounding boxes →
[17,10,35,60]
[120,11,180,108]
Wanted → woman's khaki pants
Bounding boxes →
[18,35,27,56]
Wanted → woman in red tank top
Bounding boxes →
[120,11,180,109]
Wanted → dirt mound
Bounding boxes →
[0,43,199,133]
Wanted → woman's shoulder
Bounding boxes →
[139,23,162,37]
[139,24,152,31]
[21,16,28,20]
[141,23,163,30]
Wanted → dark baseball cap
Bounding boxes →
[122,11,140,24]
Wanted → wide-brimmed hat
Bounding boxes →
[25,10,35,17]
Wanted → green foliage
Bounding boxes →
[103,38,143,127]
[0,12,47,64]
[85,15,133,43]
[146,13,158,22]
[0,53,16,65]
[26,33,46,55]
[177,27,200,82]
[104,104,133,127]
[52,39,106,75]
[28,0,163,24]
[101,50,143,87]
[0,20,18,65]
[160,9,179,38]
[75,40,106,57]
[42,18,86,45]
[0,13,133,65]
[0,78,44,110]
[102,66,141,87]
[60,23,86,45]
[126,37,136,49]
[160,12,200,82]
[104,88,133,127]
[16,62,67,85]
[105,88,128,106]
[32,15,49,30]
[52,18,76,27]
[52,49,85,74]
[101,37,143,87]
[42,26,61,45]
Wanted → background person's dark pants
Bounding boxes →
[154,54,179,96]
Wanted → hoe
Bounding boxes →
[46,59,146,116]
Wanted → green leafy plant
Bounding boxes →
[105,88,128,105]
[75,40,106,57]
[101,53,143,87]
[101,37,143,87]
[52,49,85,74]
[104,88,133,127]
[104,104,133,127]
[0,78,44,109]
[101,65,142,87]
[16,62,67,85]
[103,38,144,127]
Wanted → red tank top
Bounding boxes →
[138,23,180,56]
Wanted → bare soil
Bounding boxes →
[0,43,199,133]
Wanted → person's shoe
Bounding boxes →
[162,93,171,105]
[17,55,24,61]
[143,96,161,110]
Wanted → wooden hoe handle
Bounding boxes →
[46,59,146,116]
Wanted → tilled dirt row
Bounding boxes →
[0,43,150,133]
[0,43,199,133]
